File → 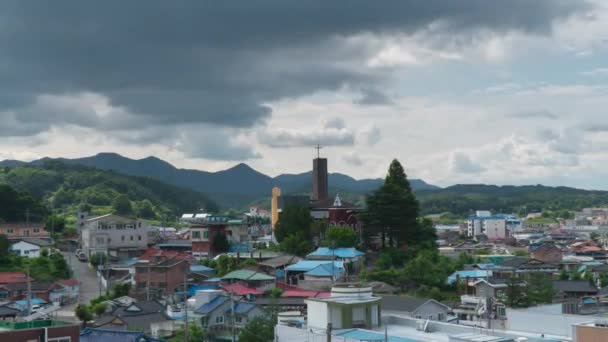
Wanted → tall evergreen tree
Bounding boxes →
[363,159,423,248]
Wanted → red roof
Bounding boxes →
[222,284,262,296]
[0,272,33,284]
[138,247,192,263]
[58,279,79,286]
[276,282,330,298]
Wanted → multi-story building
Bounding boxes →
[0,223,48,240]
[80,214,150,259]
[467,213,517,240]
[191,216,230,259]
[134,248,190,300]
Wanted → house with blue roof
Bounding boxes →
[447,270,492,285]
[285,260,345,287]
[307,247,365,261]
[193,295,263,335]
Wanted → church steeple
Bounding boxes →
[333,193,342,207]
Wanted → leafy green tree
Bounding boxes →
[274,205,312,242]
[45,214,66,233]
[238,314,276,342]
[265,287,283,298]
[0,234,10,258]
[92,302,107,317]
[324,226,359,248]
[279,232,312,257]
[89,253,107,267]
[212,232,229,255]
[505,276,528,308]
[170,323,207,342]
[75,304,92,325]
[215,255,239,276]
[136,200,157,219]
[112,282,131,298]
[112,195,133,215]
[527,274,556,305]
[363,159,421,248]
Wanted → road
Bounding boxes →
[56,251,101,321]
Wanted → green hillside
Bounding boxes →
[0,161,218,220]
[416,184,608,216]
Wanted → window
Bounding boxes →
[138,235,142,241]
[33,228,40,233]
[192,231,201,239]
[201,317,209,327]
[428,315,433,320]
[203,231,209,239]
[0,291,8,299]
[235,316,243,323]
[130,236,134,241]
[122,236,125,241]
[24,250,29,254]
[216,315,224,324]
[126,224,134,229]
[138,222,142,228]
[438,313,445,321]
[107,238,111,243]
[48,338,71,342]
[6,229,13,234]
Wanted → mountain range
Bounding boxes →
[0,153,438,208]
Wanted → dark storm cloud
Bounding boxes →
[0,0,591,138]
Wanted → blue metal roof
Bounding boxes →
[447,270,492,285]
[80,328,162,342]
[190,265,216,273]
[14,298,46,307]
[286,260,344,272]
[304,263,343,277]
[194,295,228,315]
[232,302,257,314]
[188,285,219,297]
[336,329,421,342]
[307,247,364,259]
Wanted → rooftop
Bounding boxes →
[80,328,162,342]
[307,247,365,259]
[221,269,274,281]
[285,260,344,273]
[0,272,33,284]
[0,320,72,331]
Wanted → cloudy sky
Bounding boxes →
[1,1,608,189]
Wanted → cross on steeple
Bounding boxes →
[315,144,322,159]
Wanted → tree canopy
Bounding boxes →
[274,205,312,243]
[363,159,426,248]
[324,226,359,248]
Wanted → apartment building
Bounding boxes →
[81,214,150,259]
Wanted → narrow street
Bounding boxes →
[56,251,101,321]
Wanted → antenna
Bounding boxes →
[315,144,322,159]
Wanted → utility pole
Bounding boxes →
[326,323,332,342]
[146,263,151,301]
[26,268,32,316]
[230,292,235,342]
[184,270,189,342]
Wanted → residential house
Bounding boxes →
[0,320,80,341]
[529,243,563,264]
[447,270,493,286]
[80,328,162,342]
[134,248,190,299]
[381,295,451,321]
[190,264,217,282]
[258,254,301,277]
[285,260,345,290]
[0,305,19,320]
[9,239,53,258]
[469,278,509,299]
[226,219,248,244]
[1,282,65,302]
[0,272,32,286]
[194,295,264,337]
[190,216,230,259]
[81,214,150,259]
[306,284,381,330]
[54,279,80,305]
[553,281,598,301]
[306,247,364,263]
[92,301,169,335]
[220,270,275,292]
[0,223,48,240]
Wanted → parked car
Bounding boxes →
[77,253,87,262]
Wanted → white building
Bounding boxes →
[10,239,51,258]
[467,213,516,240]
[81,214,150,259]
[306,284,381,331]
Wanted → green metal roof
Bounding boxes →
[0,320,71,331]
[221,269,274,281]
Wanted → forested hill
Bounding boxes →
[0,184,48,222]
[0,161,218,219]
[417,184,608,216]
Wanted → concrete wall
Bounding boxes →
[506,308,593,337]
[307,300,328,330]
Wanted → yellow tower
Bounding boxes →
[271,186,281,229]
